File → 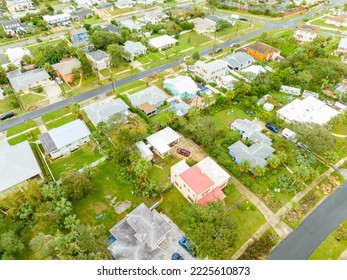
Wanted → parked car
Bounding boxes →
[171,253,184,260]
[177,148,190,157]
[179,237,196,257]
[240,17,248,21]
[0,111,15,121]
[214,48,223,53]
[265,123,279,133]
[55,77,63,85]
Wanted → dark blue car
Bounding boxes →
[265,123,279,133]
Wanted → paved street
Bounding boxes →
[269,182,347,260]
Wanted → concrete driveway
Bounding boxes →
[44,82,62,104]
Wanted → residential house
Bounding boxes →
[146,127,181,158]
[43,14,71,26]
[52,57,81,84]
[241,65,266,78]
[228,119,275,168]
[4,47,30,66]
[224,52,254,70]
[6,0,34,13]
[86,50,111,71]
[69,28,89,45]
[142,10,169,24]
[0,141,42,194]
[220,75,238,90]
[75,0,99,8]
[123,40,147,61]
[39,119,91,159]
[137,0,155,5]
[189,17,216,34]
[84,98,129,126]
[115,0,134,9]
[292,0,319,5]
[325,14,347,27]
[52,4,72,14]
[135,141,153,161]
[169,99,190,116]
[164,76,201,99]
[6,68,50,93]
[336,37,347,62]
[294,24,320,43]
[280,85,301,96]
[277,96,340,125]
[107,203,172,260]
[242,42,280,61]
[70,8,93,21]
[302,90,319,99]
[148,35,178,50]
[1,19,27,35]
[118,19,142,31]
[101,24,121,34]
[128,85,167,116]
[93,2,114,20]
[193,59,229,83]
[171,157,230,205]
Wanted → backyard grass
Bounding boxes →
[212,107,251,131]
[332,124,347,135]
[7,128,41,145]
[73,161,157,235]
[6,120,37,137]
[309,218,347,260]
[45,114,77,130]
[175,32,212,52]
[41,107,71,123]
[47,142,102,180]
[80,16,104,25]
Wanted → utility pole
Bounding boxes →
[213,28,217,53]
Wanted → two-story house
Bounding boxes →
[242,42,280,61]
[294,24,320,43]
[193,59,229,83]
[86,50,111,71]
[171,157,230,205]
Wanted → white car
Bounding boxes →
[55,77,63,85]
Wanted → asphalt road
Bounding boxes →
[269,182,347,260]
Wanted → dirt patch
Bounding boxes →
[114,201,132,214]
[316,176,339,195]
[92,202,107,213]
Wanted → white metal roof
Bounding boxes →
[0,141,41,192]
[277,96,339,125]
[196,157,230,187]
[44,119,91,150]
[171,159,190,175]
[146,127,181,155]
[135,141,153,159]
[148,35,177,49]
[164,76,200,96]
[84,98,129,126]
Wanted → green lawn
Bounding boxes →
[6,120,37,137]
[332,124,347,135]
[147,51,165,60]
[117,80,146,94]
[309,218,347,260]
[27,38,65,57]
[73,161,157,235]
[47,142,102,180]
[310,18,346,31]
[137,56,152,64]
[7,128,41,145]
[80,16,104,25]
[0,97,16,114]
[212,107,251,131]
[175,32,212,52]
[45,114,77,130]
[42,107,71,123]
[21,94,46,107]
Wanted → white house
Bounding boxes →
[123,41,147,61]
[325,14,347,27]
[280,85,301,96]
[115,0,134,9]
[39,119,91,159]
[6,0,34,13]
[163,76,201,99]
[42,14,71,26]
[146,127,181,158]
[189,17,216,34]
[4,47,31,66]
[241,65,266,78]
[0,141,42,194]
[118,19,142,31]
[294,24,320,43]
[142,10,168,24]
[277,96,340,125]
[224,52,254,70]
[86,50,111,71]
[171,157,230,205]
[84,98,129,126]
[193,59,229,83]
[148,35,178,50]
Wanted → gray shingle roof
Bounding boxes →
[6,68,49,92]
[70,27,88,36]
[107,203,172,260]
[225,52,254,69]
[124,41,147,55]
[128,85,167,107]
[86,50,109,62]
[101,24,120,33]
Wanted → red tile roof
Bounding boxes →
[198,187,226,206]
[180,165,214,195]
